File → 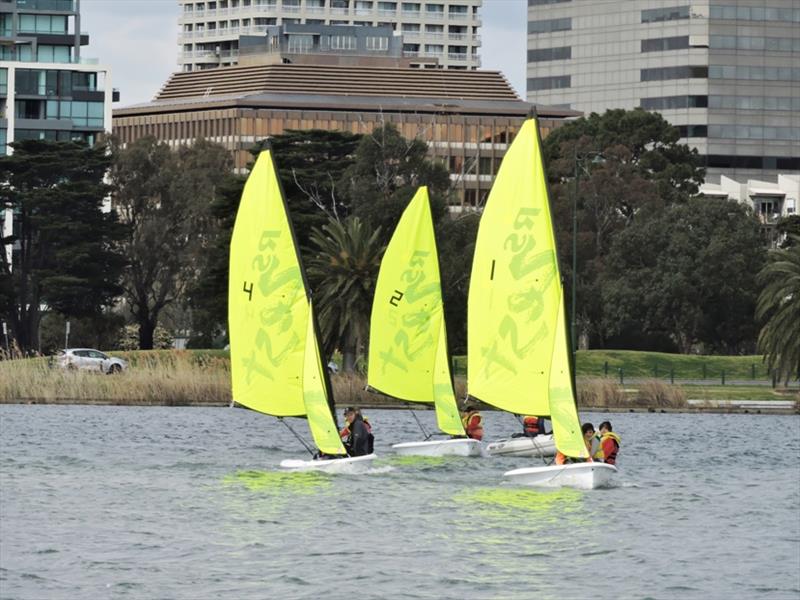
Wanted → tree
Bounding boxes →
[543,109,706,347]
[307,217,384,372]
[601,197,765,353]
[0,140,127,352]
[756,235,800,384]
[340,123,451,243]
[109,137,233,349]
[259,129,362,251]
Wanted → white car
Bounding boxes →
[56,348,128,374]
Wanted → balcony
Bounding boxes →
[401,10,420,18]
[447,52,466,61]
[330,7,350,15]
[447,11,469,20]
[15,0,75,12]
[424,11,444,20]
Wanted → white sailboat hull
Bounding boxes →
[486,434,556,458]
[503,462,617,490]
[279,453,377,473]
[392,438,483,457]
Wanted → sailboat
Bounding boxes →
[367,187,482,457]
[466,117,616,489]
[228,149,377,473]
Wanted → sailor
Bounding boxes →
[595,420,621,465]
[522,415,540,437]
[340,408,374,452]
[343,407,371,457]
[461,402,484,441]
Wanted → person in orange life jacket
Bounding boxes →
[342,407,372,457]
[594,420,621,465]
[339,408,372,440]
[555,422,596,465]
[460,402,484,441]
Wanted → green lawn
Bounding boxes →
[453,349,774,383]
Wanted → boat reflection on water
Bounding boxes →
[453,486,587,528]
[389,455,449,470]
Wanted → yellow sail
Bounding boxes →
[367,187,464,436]
[467,118,587,458]
[303,303,347,455]
[432,318,464,435]
[228,150,308,417]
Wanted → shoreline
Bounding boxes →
[2,398,797,415]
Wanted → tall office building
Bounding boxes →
[178,0,482,71]
[1,0,114,264]
[526,1,800,183]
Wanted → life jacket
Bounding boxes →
[600,432,621,465]
[522,416,540,436]
[592,434,604,461]
[461,411,483,441]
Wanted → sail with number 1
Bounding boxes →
[467,118,616,488]
[367,187,481,457]
[228,149,376,472]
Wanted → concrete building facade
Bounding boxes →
[525,0,800,183]
[177,0,482,71]
[113,62,577,209]
[700,173,799,245]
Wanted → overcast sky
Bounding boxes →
[79,0,527,107]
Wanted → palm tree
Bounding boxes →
[307,216,384,373]
[756,235,800,386]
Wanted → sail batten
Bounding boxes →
[467,118,588,458]
[368,187,464,436]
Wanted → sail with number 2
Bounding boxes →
[228,150,346,456]
[367,186,464,436]
[467,118,588,459]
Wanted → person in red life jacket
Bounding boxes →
[460,402,484,441]
[597,420,621,465]
[522,415,540,437]
[555,422,596,465]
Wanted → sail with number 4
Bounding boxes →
[228,150,346,456]
[367,187,464,436]
[467,118,588,459]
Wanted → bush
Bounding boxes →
[116,325,174,350]
[577,377,626,408]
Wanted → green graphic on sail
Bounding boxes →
[466,118,587,458]
[367,186,464,436]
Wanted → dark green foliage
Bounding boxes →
[437,212,480,355]
[110,137,233,349]
[543,109,706,348]
[340,124,451,244]
[601,197,765,353]
[307,217,384,372]
[0,140,127,351]
[252,129,362,255]
[756,235,800,384]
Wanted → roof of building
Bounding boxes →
[114,63,580,119]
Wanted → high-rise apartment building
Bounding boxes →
[178,0,482,71]
[0,0,114,152]
[526,0,800,183]
[1,0,114,264]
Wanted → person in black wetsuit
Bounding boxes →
[343,407,371,457]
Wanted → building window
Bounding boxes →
[287,34,313,52]
[640,65,708,81]
[708,95,800,111]
[527,46,571,62]
[676,125,708,138]
[706,155,800,170]
[710,35,800,52]
[528,0,570,5]
[641,36,690,52]
[527,75,571,90]
[365,36,388,51]
[709,65,800,81]
[709,5,800,23]
[640,95,708,110]
[641,6,690,23]
[527,17,571,34]
[330,35,356,50]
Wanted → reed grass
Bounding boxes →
[577,377,627,409]
[0,351,229,406]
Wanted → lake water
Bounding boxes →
[1,406,798,600]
